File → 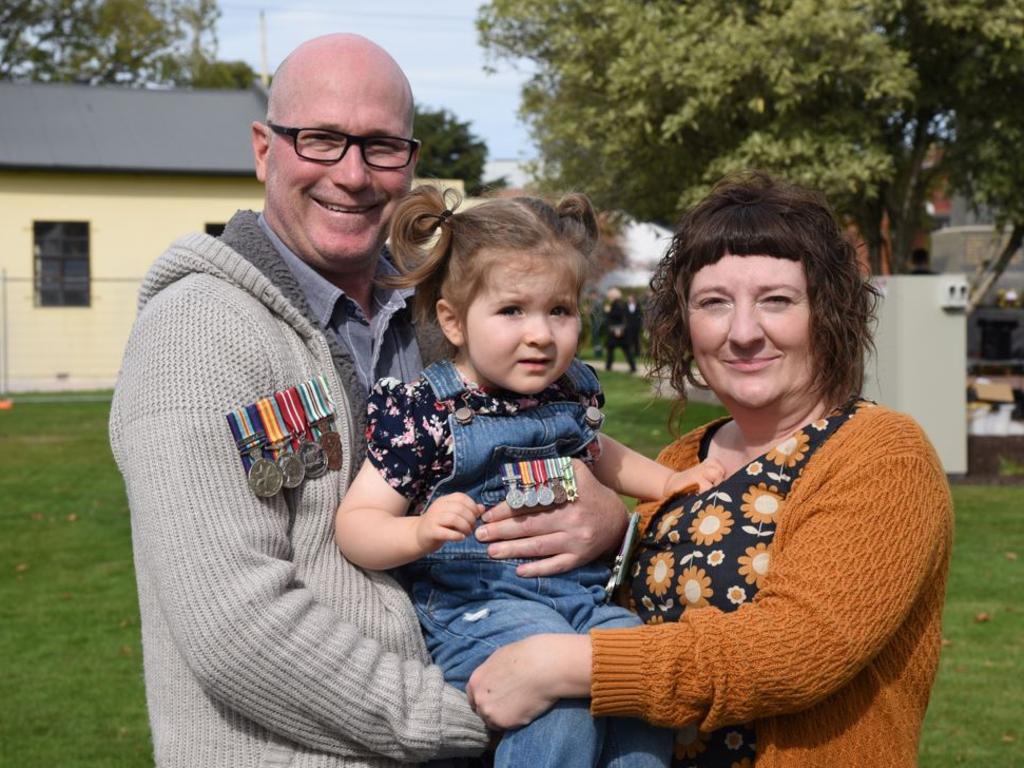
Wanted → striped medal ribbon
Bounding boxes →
[276,386,328,479]
[298,376,343,471]
[256,396,305,489]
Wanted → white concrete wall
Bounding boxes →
[863,274,969,474]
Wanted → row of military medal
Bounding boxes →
[226,375,343,498]
[500,456,579,509]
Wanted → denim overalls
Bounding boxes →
[409,360,672,768]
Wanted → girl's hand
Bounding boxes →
[665,457,726,495]
[466,634,592,730]
[416,493,483,552]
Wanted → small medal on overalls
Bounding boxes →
[545,458,567,504]
[519,461,539,507]
[256,396,305,489]
[534,459,556,506]
[275,386,328,479]
[554,456,579,502]
[501,463,526,509]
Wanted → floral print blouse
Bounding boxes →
[365,373,603,513]
[630,399,870,767]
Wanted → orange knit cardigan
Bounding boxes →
[590,405,953,767]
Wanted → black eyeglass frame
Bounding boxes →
[267,122,420,169]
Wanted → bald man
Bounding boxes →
[111,34,628,768]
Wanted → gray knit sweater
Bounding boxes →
[109,212,488,767]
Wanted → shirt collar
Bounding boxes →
[257,213,414,327]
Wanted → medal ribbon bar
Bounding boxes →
[226,407,260,472]
[275,387,310,447]
[255,397,286,459]
[306,376,344,471]
[298,378,329,438]
[244,404,270,458]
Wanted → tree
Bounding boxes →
[413,106,491,195]
[945,33,1024,310]
[0,0,253,88]
[479,0,1024,275]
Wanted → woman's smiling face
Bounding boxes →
[687,254,818,418]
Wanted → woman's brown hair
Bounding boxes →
[385,186,599,348]
[647,171,879,413]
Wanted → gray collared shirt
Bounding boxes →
[258,214,423,394]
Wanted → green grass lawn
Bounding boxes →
[1,372,1021,767]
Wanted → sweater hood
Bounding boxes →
[137,212,315,341]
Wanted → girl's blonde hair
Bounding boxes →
[386,186,599,330]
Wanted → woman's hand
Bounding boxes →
[466,634,592,730]
[474,460,628,577]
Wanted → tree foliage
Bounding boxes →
[479,0,1024,274]
[0,0,253,88]
[413,106,491,195]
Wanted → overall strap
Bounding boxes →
[560,358,601,399]
[421,359,468,402]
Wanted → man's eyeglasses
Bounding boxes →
[267,123,420,169]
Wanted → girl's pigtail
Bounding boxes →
[554,193,599,257]
[385,186,463,324]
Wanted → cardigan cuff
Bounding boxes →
[590,626,649,718]
[437,686,490,756]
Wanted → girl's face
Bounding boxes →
[436,253,582,394]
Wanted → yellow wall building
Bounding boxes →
[0,170,264,391]
[0,82,465,392]
[0,81,271,392]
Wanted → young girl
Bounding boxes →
[336,187,723,767]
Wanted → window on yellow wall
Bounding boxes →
[33,221,90,307]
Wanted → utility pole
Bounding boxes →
[259,10,270,87]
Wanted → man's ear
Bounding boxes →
[252,122,270,182]
[435,299,465,347]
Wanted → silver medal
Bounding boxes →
[299,439,328,479]
[537,484,555,506]
[277,452,305,489]
[523,486,539,507]
[248,457,284,498]
[506,487,526,509]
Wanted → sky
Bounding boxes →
[215,1,534,164]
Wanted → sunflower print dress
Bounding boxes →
[629,399,870,767]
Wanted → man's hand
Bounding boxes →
[474,460,629,577]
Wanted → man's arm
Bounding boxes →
[474,459,629,577]
[111,283,487,762]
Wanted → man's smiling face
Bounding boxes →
[252,36,416,282]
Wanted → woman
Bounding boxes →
[466,172,953,767]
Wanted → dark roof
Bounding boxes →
[0,81,268,176]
